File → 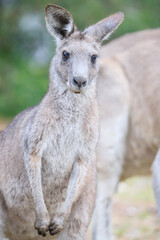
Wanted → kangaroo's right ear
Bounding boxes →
[45,5,75,42]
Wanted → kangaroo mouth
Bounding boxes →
[72,90,81,94]
[68,82,87,94]
[68,86,82,94]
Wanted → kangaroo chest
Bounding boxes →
[40,112,95,212]
[41,112,93,186]
[43,124,81,174]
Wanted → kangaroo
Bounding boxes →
[93,28,160,240]
[0,4,124,240]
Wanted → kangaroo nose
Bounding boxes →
[73,77,87,88]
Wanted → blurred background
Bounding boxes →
[0,1,160,239]
[0,0,160,117]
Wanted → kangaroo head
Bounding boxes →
[45,4,124,94]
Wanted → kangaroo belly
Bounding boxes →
[40,128,82,214]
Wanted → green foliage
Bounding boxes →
[0,0,159,117]
[0,55,48,116]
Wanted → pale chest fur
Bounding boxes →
[41,105,98,187]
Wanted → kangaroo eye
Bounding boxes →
[62,51,70,62]
[91,55,98,64]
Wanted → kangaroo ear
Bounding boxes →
[45,5,75,41]
[84,12,124,43]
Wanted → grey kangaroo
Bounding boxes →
[94,28,160,240]
[0,5,124,240]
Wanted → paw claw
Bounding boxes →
[37,229,47,237]
[49,223,57,230]
[50,229,61,235]
[49,221,63,236]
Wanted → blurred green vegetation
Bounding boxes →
[0,0,160,117]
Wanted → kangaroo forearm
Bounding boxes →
[60,158,90,217]
[24,155,48,216]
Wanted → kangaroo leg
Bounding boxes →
[58,158,96,240]
[93,111,128,240]
[93,161,122,240]
[153,149,160,217]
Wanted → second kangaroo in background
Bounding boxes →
[0,4,124,240]
[94,28,160,240]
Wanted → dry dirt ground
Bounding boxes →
[1,120,160,240]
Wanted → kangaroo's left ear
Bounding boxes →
[45,4,75,42]
[84,12,124,43]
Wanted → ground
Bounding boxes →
[87,177,160,240]
[112,177,160,240]
[0,119,160,240]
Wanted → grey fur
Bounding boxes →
[0,4,124,240]
[153,149,160,217]
[94,28,160,240]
